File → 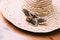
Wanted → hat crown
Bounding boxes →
[23,0,52,17]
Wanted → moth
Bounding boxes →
[22,9,46,26]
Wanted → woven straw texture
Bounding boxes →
[1,0,60,33]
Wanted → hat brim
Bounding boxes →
[1,0,60,33]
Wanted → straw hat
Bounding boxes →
[0,0,60,33]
